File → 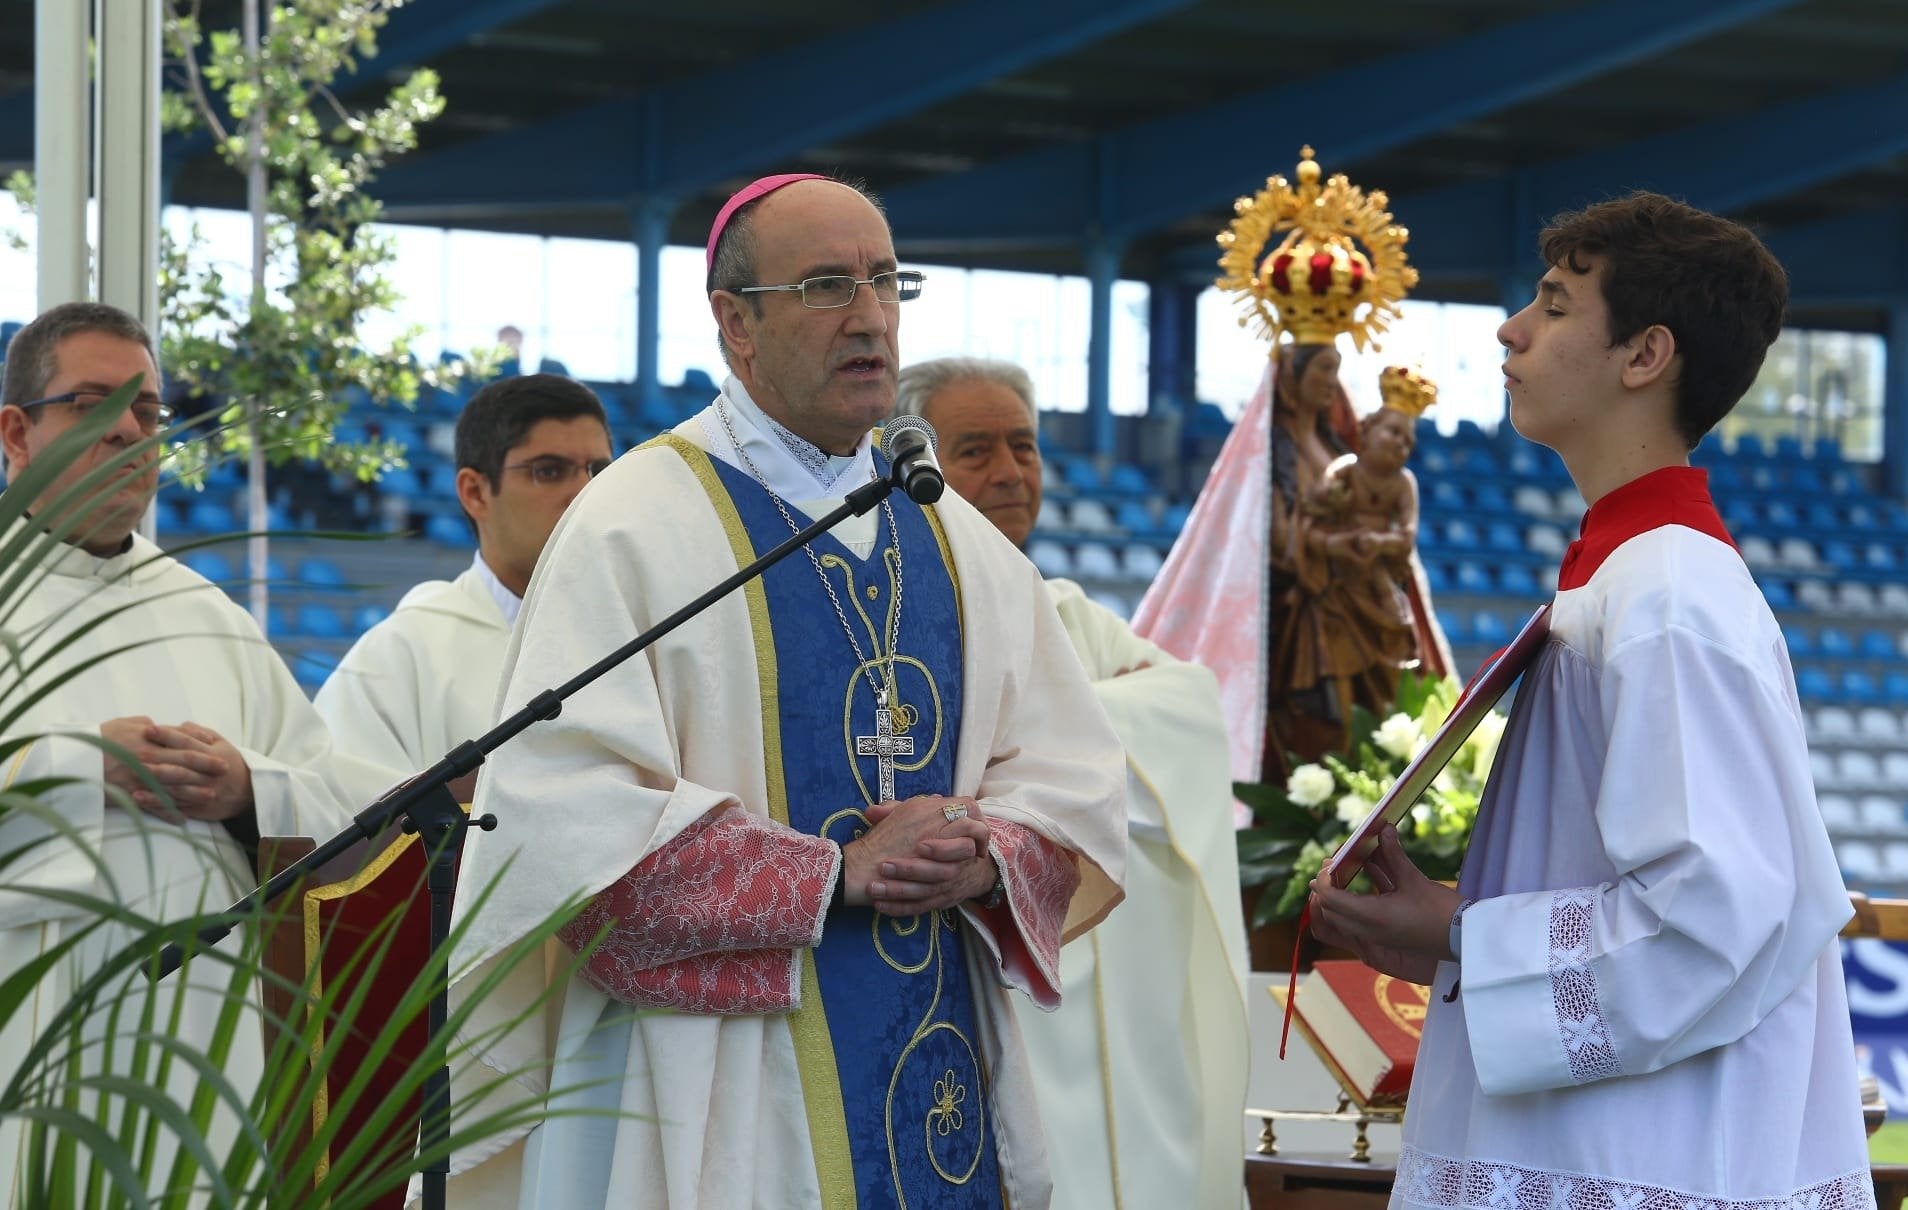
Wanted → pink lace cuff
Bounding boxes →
[557,807,839,1012]
[967,818,1078,1009]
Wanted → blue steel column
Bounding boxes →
[1085,238,1122,458]
[632,197,674,412]
[1885,299,1908,500]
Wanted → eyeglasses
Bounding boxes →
[19,390,174,433]
[735,270,925,310]
[500,455,612,487]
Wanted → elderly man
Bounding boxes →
[447,175,1126,1209]
[0,301,366,1197]
[897,355,1250,1210]
[316,374,613,782]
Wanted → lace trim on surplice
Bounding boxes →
[1394,1146,1874,1210]
[1548,886,1622,1083]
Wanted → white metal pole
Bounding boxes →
[244,0,269,629]
[35,0,90,310]
[95,0,164,545]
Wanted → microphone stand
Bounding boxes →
[152,469,905,1210]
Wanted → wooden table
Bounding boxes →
[1246,1153,1394,1210]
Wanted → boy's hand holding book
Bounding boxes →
[1308,824,1463,987]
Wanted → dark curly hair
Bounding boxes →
[1539,192,1787,450]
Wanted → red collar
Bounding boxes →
[1556,466,1734,591]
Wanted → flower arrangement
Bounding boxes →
[1235,671,1508,927]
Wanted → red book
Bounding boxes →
[1287,959,1428,1109]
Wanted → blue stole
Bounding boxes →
[699,450,1003,1210]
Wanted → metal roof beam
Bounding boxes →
[1404,69,1908,280]
[884,0,1801,243]
[374,0,1192,213]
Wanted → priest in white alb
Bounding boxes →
[896,355,1250,1210]
[446,175,1127,1209]
[316,374,613,783]
[0,302,370,1201]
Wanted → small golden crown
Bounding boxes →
[1378,365,1437,418]
[1216,146,1418,352]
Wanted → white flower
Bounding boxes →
[1466,711,1509,775]
[1374,713,1422,760]
[1336,792,1374,825]
[1286,763,1335,807]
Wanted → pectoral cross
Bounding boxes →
[855,692,916,802]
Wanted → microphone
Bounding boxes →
[882,415,945,504]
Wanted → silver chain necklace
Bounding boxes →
[715,400,915,801]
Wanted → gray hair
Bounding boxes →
[706,175,888,369]
[2,301,161,407]
[894,357,1038,431]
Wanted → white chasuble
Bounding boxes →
[444,384,1127,1210]
[1013,578,1250,1210]
[1401,468,1872,1209]
[0,524,368,1207]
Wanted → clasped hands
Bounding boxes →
[1307,824,1462,986]
[840,794,997,917]
[100,716,255,823]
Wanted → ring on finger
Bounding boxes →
[942,802,968,823]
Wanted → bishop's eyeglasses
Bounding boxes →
[735,269,925,310]
[17,390,174,434]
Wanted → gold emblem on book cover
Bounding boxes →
[1372,974,1430,1040]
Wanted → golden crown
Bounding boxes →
[1216,146,1418,351]
[1378,365,1437,418]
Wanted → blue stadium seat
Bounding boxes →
[1443,521,1481,551]
[0,320,21,356]
[425,515,470,546]
[1428,481,1466,512]
[292,651,339,691]
[1114,500,1154,534]
[1106,464,1151,497]
[1823,542,1860,574]
[1454,562,1495,594]
[1486,522,1524,553]
[1761,579,1795,611]
[1885,672,1908,707]
[1843,670,1882,706]
[1159,502,1192,536]
[538,357,570,375]
[1471,610,1511,648]
[1795,667,1835,703]
[680,368,717,395]
[1061,459,1102,494]
[1862,630,1898,663]
[1497,564,1541,598]
[182,551,233,584]
[1736,433,1767,459]
[1782,626,1814,659]
[296,605,346,639]
[1436,610,1470,645]
[1454,419,1488,445]
[183,498,235,534]
[1422,562,1451,594]
[1764,500,1798,530]
[1471,484,1512,514]
[1819,628,1856,660]
[379,468,427,500]
[1774,435,1805,461]
[268,605,293,637]
[1869,545,1900,574]
[1705,463,1745,492]
[1807,503,1842,532]
[298,558,347,590]
[353,604,390,634]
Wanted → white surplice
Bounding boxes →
[314,558,513,777]
[1014,578,1250,1210]
[444,379,1128,1210]
[0,524,368,1206]
[1401,468,1872,1209]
